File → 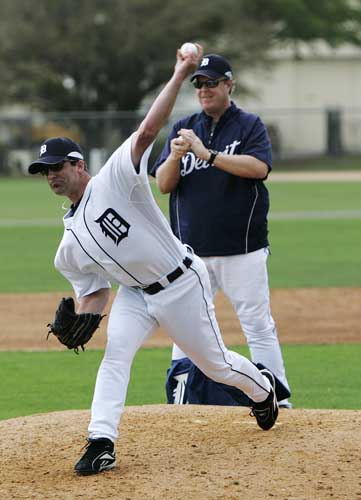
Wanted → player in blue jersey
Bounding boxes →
[152,53,291,408]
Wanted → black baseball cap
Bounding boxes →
[28,137,84,174]
[190,54,233,81]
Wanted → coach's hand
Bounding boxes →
[175,43,203,79]
[178,129,209,160]
[169,137,191,161]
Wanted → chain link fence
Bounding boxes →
[0,107,359,175]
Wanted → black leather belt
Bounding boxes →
[143,256,193,295]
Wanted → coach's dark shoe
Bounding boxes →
[279,400,293,409]
[74,438,115,475]
[250,369,278,431]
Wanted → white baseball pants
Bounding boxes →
[172,248,290,392]
[88,255,272,442]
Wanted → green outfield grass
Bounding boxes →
[0,177,168,221]
[1,217,360,292]
[268,218,361,287]
[1,344,360,421]
[0,178,360,291]
[0,177,61,221]
[268,181,361,212]
[0,226,71,292]
[1,177,361,220]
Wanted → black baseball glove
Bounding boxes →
[47,297,105,353]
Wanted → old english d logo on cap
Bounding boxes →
[28,136,84,174]
[190,53,233,81]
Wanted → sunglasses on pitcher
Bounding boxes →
[40,159,78,176]
[192,77,229,89]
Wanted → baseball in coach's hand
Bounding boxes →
[180,42,198,57]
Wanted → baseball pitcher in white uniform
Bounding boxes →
[28,45,279,476]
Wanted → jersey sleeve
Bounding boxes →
[96,133,154,191]
[242,116,272,170]
[54,246,111,301]
[59,268,111,301]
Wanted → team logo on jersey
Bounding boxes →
[95,208,130,246]
[180,139,241,177]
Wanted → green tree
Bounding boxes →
[0,0,360,113]
[246,0,361,46]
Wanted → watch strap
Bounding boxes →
[208,150,218,165]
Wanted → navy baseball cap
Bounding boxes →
[190,54,233,81]
[28,137,84,174]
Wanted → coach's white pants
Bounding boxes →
[172,248,290,392]
[88,255,271,442]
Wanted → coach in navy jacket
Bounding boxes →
[151,53,291,407]
[154,101,271,256]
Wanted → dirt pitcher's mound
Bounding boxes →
[1,406,360,500]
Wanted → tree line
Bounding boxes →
[0,0,360,113]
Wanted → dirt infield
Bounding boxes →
[1,406,360,500]
[1,288,360,499]
[1,287,360,350]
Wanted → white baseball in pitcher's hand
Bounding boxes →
[180,42,198,56]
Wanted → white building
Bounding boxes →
[239,42,361,157]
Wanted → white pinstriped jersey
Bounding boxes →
[54,134,187,299]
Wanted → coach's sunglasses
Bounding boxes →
[192,77,228,89]
[41,159,78,176]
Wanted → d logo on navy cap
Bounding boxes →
[190,54,233,81]
[28,137,84,175]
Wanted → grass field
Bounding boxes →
[0,173,360,418]
[1,344,360,421]
[1,177,361,221]
[0,178,360,291]
[1,217,360,292]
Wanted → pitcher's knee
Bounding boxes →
[243,326,279,346]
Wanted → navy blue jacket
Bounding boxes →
[151,102,272,256]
